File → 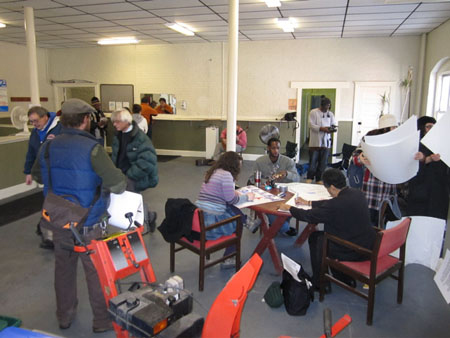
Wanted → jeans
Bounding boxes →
[267,214,290,233]
[307,147,329,181]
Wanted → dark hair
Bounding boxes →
[366,127,391,136]
[417,116,436,139]
[267,137,280,147]
[159,98,167,103]
[320,97,331,107]
[132,104,142,114]
[205,151,242,183]
[91,96,100,104]
[150,101,157,108]
[141,96,150,104]
[60,113,90,128]
[322,168,347,189]
[27,106,48,118]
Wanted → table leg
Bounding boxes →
[253,212,287,274]
[294,223,317,247]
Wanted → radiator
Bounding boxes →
[205,126,219,159]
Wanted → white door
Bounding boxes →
[352,82,399,145]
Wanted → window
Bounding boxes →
[436,73,450,120]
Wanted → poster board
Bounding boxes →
[100,84,134,113]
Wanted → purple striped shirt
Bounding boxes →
[197,169,240,209]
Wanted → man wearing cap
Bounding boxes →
[32,98,126,333]
[90,96,108,145]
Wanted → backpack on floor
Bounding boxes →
[280,267,314,316]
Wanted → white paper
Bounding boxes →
[115,101,123,110]
[286,183,332,202]
[122,101,130,108]
[108,101,116,111]
[386,216,445,271]
[235,186,283,209]
[107,191,144,229]
[434,250,450,304]
[281,253,301,282]
[421,111,450,167]
[364,115,417,146]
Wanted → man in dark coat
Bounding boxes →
[280,168,376,290]
[111,108,159,232]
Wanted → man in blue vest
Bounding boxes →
[32,98,126,333]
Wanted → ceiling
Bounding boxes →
[0,0,449,48]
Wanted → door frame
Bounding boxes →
[52,83,100,112]
[290,81,350,162]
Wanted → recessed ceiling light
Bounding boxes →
[277,18,296,33]
[265,0,281,7]
[165,22,195,36]
[0,22,6,28]
[97,37,139,45]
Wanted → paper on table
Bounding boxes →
[108,190,144,229]
[434,249,450,304]
[281,253,301,282]
[361,130,419,184]
[421,111,450,167]
[235,185,284,209]
[285,194,311,210]
[286,183,332,201]
[386,216,445,271]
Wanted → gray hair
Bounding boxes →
[27,106,48,118]
[111,109,132,124]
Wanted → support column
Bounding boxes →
[24,7,40,106]
[226,0,239,152]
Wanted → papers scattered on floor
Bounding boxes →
[235,185,283,209]
[361,115,419,184]
[386,216,445,271]
[421,111,450,167]
[434,250,450,304]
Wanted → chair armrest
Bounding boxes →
[325,233,373,257]
[372,226,383,232]
[204,214,242,232]
[331,152,343,157]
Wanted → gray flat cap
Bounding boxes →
[61,98,96,115]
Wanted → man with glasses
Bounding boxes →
[24,106,62,249]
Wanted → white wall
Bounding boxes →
[0,41,54,115]
[422,19,450,114]
[48,36,420,121]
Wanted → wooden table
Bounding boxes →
[250,188,317,274]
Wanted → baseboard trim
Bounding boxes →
[156,149,262,161]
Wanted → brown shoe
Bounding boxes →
[93,323,113,333]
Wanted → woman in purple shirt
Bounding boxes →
[196,152,254,241]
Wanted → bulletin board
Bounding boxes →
[100,84,134,112]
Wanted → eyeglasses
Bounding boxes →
[29,118,41,124]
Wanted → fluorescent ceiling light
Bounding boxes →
[0,22,6,28]
[277,18,296,33]
[97,37,139,45]
[265,0,281,7]
[165,22,195,36]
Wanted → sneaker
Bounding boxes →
[282,227,298,237]
[220,257,236,270]
[245,218,261,233]
[39,239,55,250]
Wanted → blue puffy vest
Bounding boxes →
[40,128,106,227]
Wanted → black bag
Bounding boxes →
[40,141,99,231]
[347,158,364,189]
[283,112,297,121]
[280,268,314,316]
[284,141,298,159]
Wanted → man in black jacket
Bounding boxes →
[280,169,376,290]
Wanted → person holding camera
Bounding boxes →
[307,96,336,183]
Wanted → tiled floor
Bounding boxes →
[1,157,449,338]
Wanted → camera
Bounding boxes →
[328,125,338,133]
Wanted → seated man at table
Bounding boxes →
[252,137,300,236]
[280,168,376,291]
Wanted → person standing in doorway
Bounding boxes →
[307,97,336,183]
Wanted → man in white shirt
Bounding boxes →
[307,97,336,183]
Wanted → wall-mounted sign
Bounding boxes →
[0,80,8,112]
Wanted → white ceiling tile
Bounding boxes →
[343,31,391,37]
[35,24,72,31]
[131,0,204,10]
[150,7,213,17]
[55,0,123,6]
[417,3,450,12]
[34,7,84,18]
[2,0,64,10]
[50,14,100,24]
[347,4,417,14]
[0,11,26,21]
[68,21,116,28]
[345,19,403,26]
[282,0,348,10]
[281,7,347,17]
[86,26,134,33]
[344,25,397,31]
[74,3,141,14]
[346,12,409,20]
[162,14,221,22]
[410,10,450,19]
[96,11,152,20]
[113,17,168,26]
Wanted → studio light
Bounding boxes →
[265,0,281,7]
[97,37,139,45]
[165,23,195,36]
[277,18,296,33]
[0,22,6,28]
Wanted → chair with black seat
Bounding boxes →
[170,208,243,291]
[329,143,357,171]
[319,217,411,325]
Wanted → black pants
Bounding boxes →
[308,231,356,288]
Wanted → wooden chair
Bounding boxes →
[170,209,243,291]
[319,217,411,325]
[202,253,263,338]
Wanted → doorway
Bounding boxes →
[52,83,99,112]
